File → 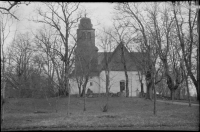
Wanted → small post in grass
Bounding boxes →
[153,78,157,115]
[83,92,86,111]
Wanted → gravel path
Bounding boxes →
[157,100,199,106]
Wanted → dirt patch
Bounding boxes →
[33,111,49,114]
[97,114,119,119]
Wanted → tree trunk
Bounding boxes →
[1,81,6,125]
[78,86,81,97]
[106,71,109,95]
[178,88,181,100]
[81,77,88,97]
[146,81,152,100]
[141,82,144,97]
[68,84,71,114]
[66,63,70,116]
[81,75,89,111]
[104,70,110,112]
[1,53,6,125]
[1,95,3,125]
[185,75,191,107]
[125,71,129,97]
[64,29,70,115]
[189,73,198,100]
[197,8,199,101]
[121,43,129,97]
[153,80,156,115]
[197,0,199,101]
[75,76,82,97]
[83,92,86,111]
[171,89,175,102]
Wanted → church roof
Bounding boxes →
[97,52,112,65]
[70,43,147,78]
[98,43,147,71]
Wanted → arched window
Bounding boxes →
[87,32,91,39]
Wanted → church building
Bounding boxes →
[70,17,146,97]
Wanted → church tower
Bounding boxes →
[75,17,98,75]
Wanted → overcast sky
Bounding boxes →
[14,2,114,32]
[1,2,115,49]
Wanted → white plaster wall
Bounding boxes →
[70,78,79,94]
[70,71,146,97]
[87,76,100,93]
[99,71,146,97]
[70,76,100,94]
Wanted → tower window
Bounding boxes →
[90,82,93,86]
[87,32,91,39]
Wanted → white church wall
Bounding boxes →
[99,71,146,97]
[69,76,100,95]
[70,71,146,97]
[70,78,79,94]
[128,72,146,97]
[87,76,100,93]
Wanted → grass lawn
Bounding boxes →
[1,96,199,130]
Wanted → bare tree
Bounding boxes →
[0,1,30,124]
[103,20,137,97]
[114,3,166,115]
[114,3,154,100]
[1,13,15,124]
[6,32,34,98]
[34,26,65,96]
[142,2,185,101]
[132,44,149,98]
[0,1,30,20]
[197,0,199,101]
[137,70,144,97]
[98,27,116,112]
[74,51,94,111]
[172,1,199,100]
[33,26,66,112]
[33,2,82,115]
[182,59,191,107]
[71,23,97,111]
[74,73,83,97]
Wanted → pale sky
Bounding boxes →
[14,2,115,32]
[1,2,115,49]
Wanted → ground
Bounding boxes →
[1,96,199,131]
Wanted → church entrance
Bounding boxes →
[120,81,125,92]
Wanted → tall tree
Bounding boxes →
[74,52,94,111]
[0,1,30,124]
[114,3,165,115]
[34,26,65,96]
[196,0,199,101]
[6,32,34,98]
[114,3,155,100]
[103,20,136,97]
[33,2,82,115]
[146,2,185,101]
[172,1,199,100]
[98,27,115,112]
[1,13,15,124]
